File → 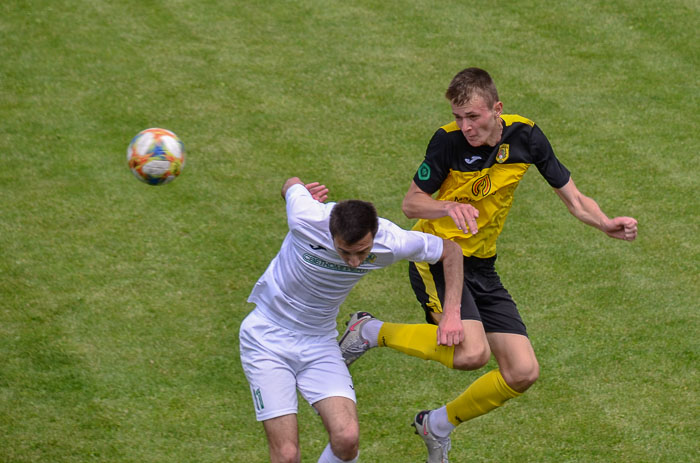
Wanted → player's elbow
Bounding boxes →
[401,196,419,219]
[281,177,302,198]
[442,239,461,257]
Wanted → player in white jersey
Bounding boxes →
[239,177,465,463]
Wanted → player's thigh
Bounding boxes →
[239,312,300,421]
[410,260,481,323]
[454,319,490,368]
[298,342,359,450]
[296,336,356,407]
[487,331,539,391]
[262,414,300,463]
[466,256,528,336]
[313,396,359,442]
[430,315,490,369]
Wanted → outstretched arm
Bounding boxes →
[402,181,480,235]
[436,239,465,347]
[554,178,638,241]
[281,177,329,202]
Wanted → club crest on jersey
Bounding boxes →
[496,144,510,163]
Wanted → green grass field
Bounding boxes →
[1,0,698,461]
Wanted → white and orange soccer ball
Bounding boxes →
[127,128,185,185]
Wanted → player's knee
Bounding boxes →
[503,360,539,392]
[329,422,359,460]
[269,442,300,463]
[452,343,490,370]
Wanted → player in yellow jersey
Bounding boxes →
[339,67,638,462]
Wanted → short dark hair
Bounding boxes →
[329,200,379,243]
[445,67,499,107]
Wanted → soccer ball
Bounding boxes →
[127,128,185,185]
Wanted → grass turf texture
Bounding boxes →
[1,0,698,461]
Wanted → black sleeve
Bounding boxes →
[412,129,451,194]
[530,124,571,189]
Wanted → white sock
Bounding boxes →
[361,319,382,348]
[428,406,455,438]
[318,443,358,463]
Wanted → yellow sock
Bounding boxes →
[377,322,454,369]
[446,369,521,425]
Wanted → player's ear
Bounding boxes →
[493,101,503,117]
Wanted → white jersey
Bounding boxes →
[247,183,444,336]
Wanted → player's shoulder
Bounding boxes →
[375,217,437,246]
[502,114,535,127]
[439,121,460,133]
[429,121,465,148]
[502,114,548,146]
[376,216,402,236]
[373,217,410,245]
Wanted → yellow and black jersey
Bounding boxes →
[412,114,570,258]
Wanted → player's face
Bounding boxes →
[333,232,374,268]
[451,96,503,147]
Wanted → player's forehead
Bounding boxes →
[451,95,491,115]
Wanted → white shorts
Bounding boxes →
[239,309,356,421]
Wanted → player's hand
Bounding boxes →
[446,202,479,235]
[603,216,638,241]
[305,182,329,203]
[436,309,464,346]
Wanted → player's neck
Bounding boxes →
[485,119,503,147]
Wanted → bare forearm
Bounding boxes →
[402,190,450,219]
[568,194,610,230]
[440,239,464,314]
[555,178,638,241]
[403,181,480,234]
[434,238,465,346]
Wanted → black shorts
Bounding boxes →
[408,255,528,336]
